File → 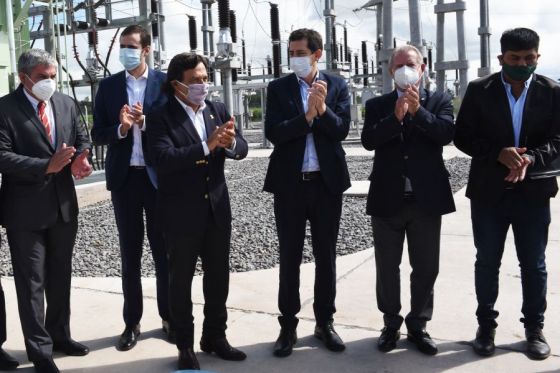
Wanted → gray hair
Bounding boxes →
[389,45,423,70]
[17,49,57,75]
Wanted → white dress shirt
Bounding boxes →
[175,97,236,155]
[175,97,211,156]
[118,67,149,166]
[298,75,320,172]
[24,88,56,145]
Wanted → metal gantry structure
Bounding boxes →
[1,0,494,147]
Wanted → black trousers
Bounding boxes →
[274,178,343,330]
[7,217,77,362]
[0,278,6,346]
[165,206,230,349]
[371,199,441,331]
[111,167,169,327]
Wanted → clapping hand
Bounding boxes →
[207,119,236,151]
[46,143,76,174]
[71,149,93,180]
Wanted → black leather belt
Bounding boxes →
[130,166,146,170]
[404,192,415,202]
[302,171,321,181]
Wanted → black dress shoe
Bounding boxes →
[407,329,438,355]
[178,348,200,370]
[33,358,59,373]
[314,322,345,352]
[0,348,19,371]
[162,320,176,344]
[117,324,140,351]
[200,336,246,361]
[53,339,89,356]
[378,327,400,352]
[525,326,550,360]
[472,326,495,357]
[273,329,297,358]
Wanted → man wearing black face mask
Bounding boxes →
[455,28,560,360]
[147,53,248,370]
[92,24,172,351]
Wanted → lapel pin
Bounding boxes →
[210,114,214,119]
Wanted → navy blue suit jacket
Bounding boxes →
[146,98,248,235]
[91,68,167,191]
[263,72,351,196]
[361,88,456,217]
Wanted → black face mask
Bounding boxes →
[502,63,536,82]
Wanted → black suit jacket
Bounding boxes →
[361,88,456,217]
[146,98,248,235]
[454,73,560,205]
[263,72,351,196]
[91,69,167,191]
[0,86,91,230]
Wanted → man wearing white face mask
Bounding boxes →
[264,28,351,357]
[92,25,171,351]
[147,53,248,370]
[361,45,455,356]
[0,49,92,373]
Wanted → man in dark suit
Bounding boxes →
[455,28,559,360]
[147,53,248,370]
[361,45,455,356]
[0,49,92,373]
[91,25,171,351]
[264,28,351,357]
[0,276,19,370]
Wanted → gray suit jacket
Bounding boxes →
[0,85,91,230]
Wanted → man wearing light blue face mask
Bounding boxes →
[91,24,172,352]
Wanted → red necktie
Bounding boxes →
[37,101,52,143]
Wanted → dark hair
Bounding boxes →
[120,25,151,48]
[163,53,209,96]
[288,28,323,52]
[500,28,539,53]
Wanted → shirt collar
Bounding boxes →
[23,86,44,109]
[174,96,206,115]
[297,71,319,87]
[125,65,149,81]
[500,71,532,90]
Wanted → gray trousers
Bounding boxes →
[372,199,441,331]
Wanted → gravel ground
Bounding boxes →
[0,155,471,277]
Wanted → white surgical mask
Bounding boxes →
[26,74,56,102]
[393,65,421,89]
[290,56,314,78]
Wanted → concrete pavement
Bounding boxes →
[2,145,559,372]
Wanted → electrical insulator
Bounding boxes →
[188,16,197,51]
[229,10,237,43]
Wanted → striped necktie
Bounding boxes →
[37,101,52,143]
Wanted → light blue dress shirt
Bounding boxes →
[501,72,532,147]
[298,75,320,172]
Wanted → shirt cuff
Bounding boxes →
[202,141,210,156]
[140,117,146,131]
[225,138,237,155]
[117,123,127,139]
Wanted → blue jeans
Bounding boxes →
[471,190,549,329]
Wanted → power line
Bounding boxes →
[248,0,271,38]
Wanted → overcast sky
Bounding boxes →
[39,0,560,97]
